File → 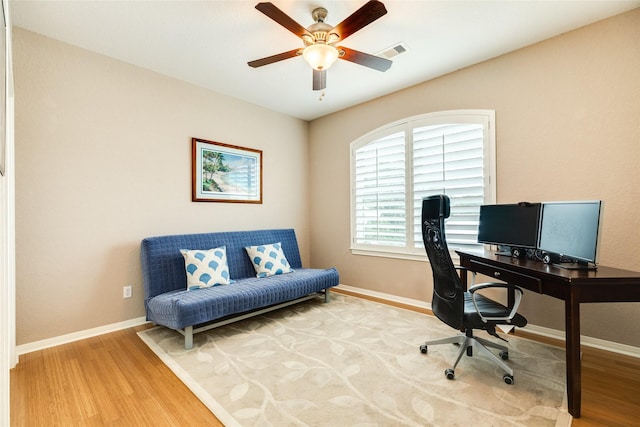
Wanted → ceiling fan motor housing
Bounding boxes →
[303,8,339,46]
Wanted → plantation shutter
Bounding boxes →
[350,110,494,258]
[354,131,406,246]
[412,123,485,251]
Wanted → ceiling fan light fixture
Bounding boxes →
[302,43,339,71]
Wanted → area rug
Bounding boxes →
[138,293,571,427]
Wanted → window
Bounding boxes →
[351,110,496,260]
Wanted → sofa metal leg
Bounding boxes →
[179,293,330,349]
[184,326,193,350]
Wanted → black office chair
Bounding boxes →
[419,195,527,384]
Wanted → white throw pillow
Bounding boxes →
[245,242,294,278]
[180,246,232,290]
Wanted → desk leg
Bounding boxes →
[459,268,468,290]
[565,289,582,418]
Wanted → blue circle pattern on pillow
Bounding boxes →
[245,242,294,278]
[180,246,232,290]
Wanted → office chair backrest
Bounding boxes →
[421,195,465,330]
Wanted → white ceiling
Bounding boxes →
[10,0,640,121]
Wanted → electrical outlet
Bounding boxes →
[123,285,132,299]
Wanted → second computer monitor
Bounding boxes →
[537,200,601,268]
[478,203,542,254]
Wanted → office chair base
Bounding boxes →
[420,332,515,384]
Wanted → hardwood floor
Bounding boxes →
[10,325,223,426]
[571,347,640,427]
[514,331,640,427]
[10,306,640,426]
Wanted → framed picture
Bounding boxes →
[192,138,262,203]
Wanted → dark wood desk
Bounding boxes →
[456,249,640,418]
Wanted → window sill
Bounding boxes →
[350,247,461,263]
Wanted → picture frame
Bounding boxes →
[192,138,262,203]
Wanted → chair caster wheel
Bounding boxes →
[445,368,455,380]
[419,345,428,354]
[503,374,514,385]
[499,351,509,360]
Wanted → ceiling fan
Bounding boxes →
[248,1,392,91]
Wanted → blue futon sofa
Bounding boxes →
[141,228,339,349]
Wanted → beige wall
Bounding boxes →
[13,29,310,345]
[309,10,640,347]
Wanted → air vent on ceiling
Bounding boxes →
[376,42,408,59]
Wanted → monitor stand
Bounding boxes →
[552,261,597,271]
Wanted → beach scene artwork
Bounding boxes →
[192,138,262,203]
[201,150,257,195]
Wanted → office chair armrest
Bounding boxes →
[468,283,524,323]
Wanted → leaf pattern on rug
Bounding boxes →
[139,294,570,427]
[412,396,435,423]
[229,382,249,401]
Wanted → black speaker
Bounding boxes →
[511,247,525,258]
[542,252,560,264]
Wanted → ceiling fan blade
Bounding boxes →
[330,0,387,42]
[338,47,392,72]
[248,48,301,68]
[255,2,312,39]
[313,69,326,91]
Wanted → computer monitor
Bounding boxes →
[537,200,602,269]
[477,203,542,254]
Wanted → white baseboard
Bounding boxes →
[335,284,432,311]
[335,284,640,359]
[16,316,150,356]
